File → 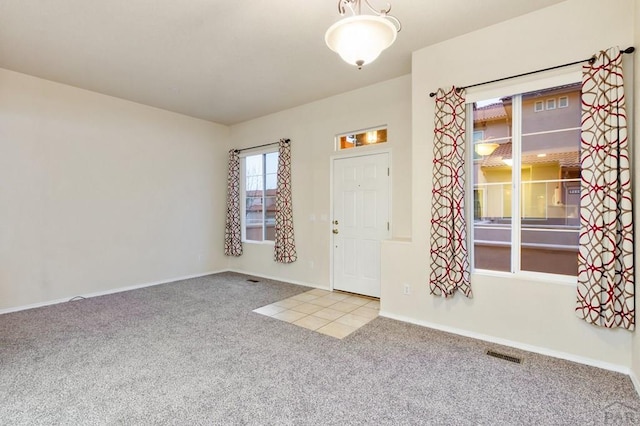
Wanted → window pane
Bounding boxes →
[520,83,580,275]
[265,172,277,190]
[264,152,278,242]
[264,196,276,241]
[245,196,264,242]
[243,151,279,242]
[245,154,263,176]
[265,152,278,174]
[245,155,264,196]
[472,97,513,272]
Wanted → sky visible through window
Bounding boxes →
[476,98,502,107]
[245,153,278,190]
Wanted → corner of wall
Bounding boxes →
[630,0,640,397]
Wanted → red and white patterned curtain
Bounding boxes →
[224,149,243,257]
[576,47,634,330]
[429,87,471,298]
[274,139,297,263]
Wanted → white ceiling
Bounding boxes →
[0,0,566,125]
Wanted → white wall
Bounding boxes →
[228,75,412,288]
[0,68,230,310]
[381,0,636,369]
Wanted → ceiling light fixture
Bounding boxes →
[325,0,401,69]
[475,142,500,156]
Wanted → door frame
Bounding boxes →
[329,148,392,293]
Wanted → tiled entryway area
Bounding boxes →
[253,289,379,339]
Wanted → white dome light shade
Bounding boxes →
[475,142,499,156]
[325,15,397,68]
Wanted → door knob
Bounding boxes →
[333,220,339,225]
[332,229,339,234]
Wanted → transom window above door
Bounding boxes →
[337,126,387,150]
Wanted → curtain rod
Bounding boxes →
[234,138,290,153]
[428,46,635,98]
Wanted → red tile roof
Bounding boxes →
[480,142,579,168]
[474,103,508,121]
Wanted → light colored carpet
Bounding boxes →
[1,272,638,425]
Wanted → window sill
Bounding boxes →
[472,269,577,286]
[242,240,275,246]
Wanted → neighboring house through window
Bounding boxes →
[241,150,278,242]
[469,81,581,277]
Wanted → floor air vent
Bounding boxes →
[486,350,522,364]
[247,279,260,283]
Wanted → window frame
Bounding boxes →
[534,100,544,112]
[240,148,279,244]
[545,98,556,110]
[558,96,569,108]
[465,69,581,285]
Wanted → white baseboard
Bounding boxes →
[0,270,224,315]
[379,310,631,376]
[224,268,330,291]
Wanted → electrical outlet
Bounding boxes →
[403,283,411,295]
[309,261,314,269]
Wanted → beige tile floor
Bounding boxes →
[253,289,380,339]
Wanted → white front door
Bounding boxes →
[332,152,390,298]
